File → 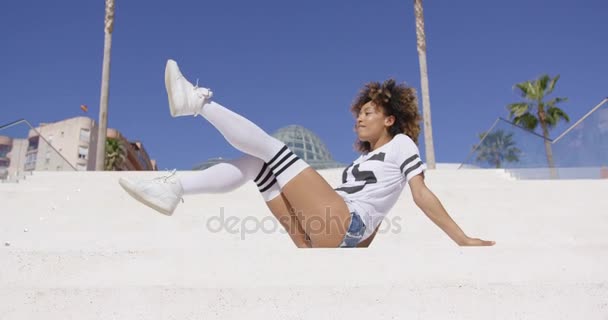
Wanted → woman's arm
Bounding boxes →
[408,175,495,246]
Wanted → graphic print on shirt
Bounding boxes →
[335,152,385,194]
[333,134,427,240]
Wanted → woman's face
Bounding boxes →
[355,101,394,142]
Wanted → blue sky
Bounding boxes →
[1,0,606,169]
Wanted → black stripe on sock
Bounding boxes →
[400,154,419,173]
[404,161,423,178]
[259,178,277,193]
[274,157,300,177]
[256,169,274,188]
[258,175,276,190]
[270,151,295,173]
[254,163,269,183]
[267,146,288,167]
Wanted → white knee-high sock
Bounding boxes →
[179,155,280,202]
[199,101,309,188]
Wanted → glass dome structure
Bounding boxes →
[193,125,345,170]
[271,125,345,169]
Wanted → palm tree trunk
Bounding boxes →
[414,0,436,169]
[537,102,558,178]
[537,105,557,179]
[541,124,557,178]
[95,0,115,170]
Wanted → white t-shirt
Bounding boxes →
[334,134,427,240]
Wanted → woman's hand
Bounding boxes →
[458,237,495,246]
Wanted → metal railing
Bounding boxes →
[460,98,608,179]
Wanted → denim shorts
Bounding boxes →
[339,211,367,248]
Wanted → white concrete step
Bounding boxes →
[1,170,607,319]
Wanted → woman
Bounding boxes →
[119,59,495,248]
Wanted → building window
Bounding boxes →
[25,153,37,170]
[28,137,39,151]
[0,145,10,158]
[80,129,90,143]
[78,146,89,160]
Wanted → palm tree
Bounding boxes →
[104,138,127,171]
[475,130,521,168]
[507,74,570,178]
[414,0,436,169]
[95,0,116,170]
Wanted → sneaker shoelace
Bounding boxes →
[176,73,212,117]
[153,169,177,183]
[193,79,213,117]
[153,169,184,203]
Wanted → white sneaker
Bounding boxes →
[164,59,214,117]
[119,170,184,216]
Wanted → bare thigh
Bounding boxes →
[265,193,311,248]
[281,167,352,248]
[356,224,380,248]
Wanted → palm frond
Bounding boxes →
[507,102,530,118]
[537,74,551,95]
[475,129,521,168]
[105,138,128,171]
[513,112,539,130]
[514,81,535,99]
[546,96,568,108]
[545,106,570,127]
[546,74,561,95]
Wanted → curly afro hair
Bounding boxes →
[350,79,421,153]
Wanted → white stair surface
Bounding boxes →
[1,169,607,319]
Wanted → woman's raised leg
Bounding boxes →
[181,156,311,247]
[165,59,352,247]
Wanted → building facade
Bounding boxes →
[27,116,100,171]
[0,136,29,179]
[1,116,156,177]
